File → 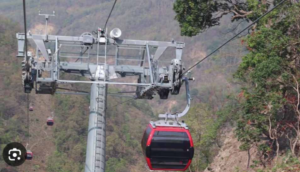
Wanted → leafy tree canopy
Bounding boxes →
[234,2,300,162]
[173,0,294,36]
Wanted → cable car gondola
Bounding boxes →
[29,103,33,111]
[47,117,54,126]
[26,150,33,160]
[141,77,194,171]
[141,122,194,171]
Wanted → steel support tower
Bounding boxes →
[86,83,107,172]
[17,22,188,171]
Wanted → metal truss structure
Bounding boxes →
[16,15,191,172]
[17,30,185,99]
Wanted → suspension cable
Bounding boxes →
[110,97,136,109]
[22,0,31,147]
[183,0,289,75]
[22,0,28,63]
[104,0,118,30]
[56,87,89,93]
[27,94,30,144]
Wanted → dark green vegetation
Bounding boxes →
[174,0,251,36]
[174,0,300,170]
[0,0,245,170]
[0,16,28,172]
[235,3,300,170]
[46,93,153,172]
[0,1,246,172]
[3,0,298,172]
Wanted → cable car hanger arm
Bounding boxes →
[158,77,193,120]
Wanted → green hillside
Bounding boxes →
[0,0,248,172]
[173,0,300,171]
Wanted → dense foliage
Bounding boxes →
[1,0,286,171]
[235,2,300,167]
[174,0,254,36]
[175,0,300,169]
[173,0,294,37]
[0,16,28,172]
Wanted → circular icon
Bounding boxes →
[2,142,26,166]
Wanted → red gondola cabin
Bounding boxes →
[141,123,194,171]
[47,117,54,126]
[26,150,33,160]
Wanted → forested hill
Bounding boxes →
[174,0,300,171]
[2,0,298,172]
[0,0,243,171]
[0,0,247,172]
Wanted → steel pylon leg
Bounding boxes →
[85,83,107,172]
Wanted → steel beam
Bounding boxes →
[27,34,185,48]
[57,80,152,86]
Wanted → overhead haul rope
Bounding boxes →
[56,87,89,94]
[104,0,118,30]
[30,123,50,150]
[183,0,289,75]
[29,100,55,151]
[27,94,30,145]
[51,95,55,119]
[110,97,136,109]
[22,0,31,148]
[22,0,28,63]
[29,97,55,150]
[91,0,118,35]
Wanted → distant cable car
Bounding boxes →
[141,122,194,171]
[47,117,54,126]
[26,150,33,160]
[29,104,33,111]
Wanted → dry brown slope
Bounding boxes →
[204,130,257,172]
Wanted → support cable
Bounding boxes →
[183,0,289,75]
[91,0,118,35]
[22,0,30,147]
[108,91,136,94]
[27,94,30,144]
[110,97,136,109]
[30,98,55,150]
[220,20,246,35]
[96,30,100,66]
[104,0,118,30]
[22,0,28,63]
[56,87,89,93]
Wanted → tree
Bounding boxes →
[234,2,300,165]
[173,0,255,36]
[173,0,294,36]
[174,0,300,167]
